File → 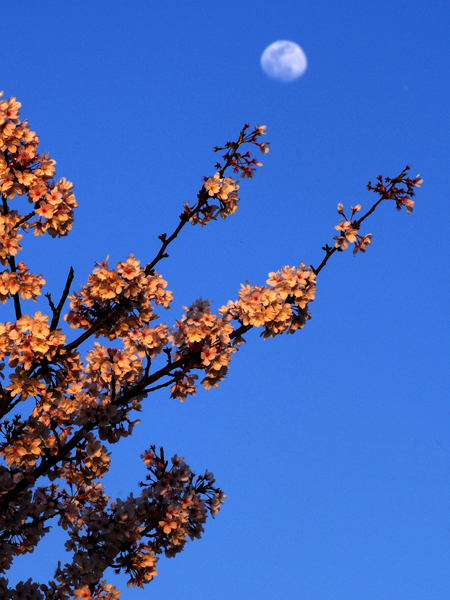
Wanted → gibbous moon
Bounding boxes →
[261,41,307,82]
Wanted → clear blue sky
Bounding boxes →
[3,1,450,598]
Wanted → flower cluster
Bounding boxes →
[168,263,317,400]
[366,166,422,214]
[0,444,223,599]
[0,92,77,239]
[333,203,372,255]
[189,174,240,226]
[84,343,143,393]
[169,299,236,396]
[49,448,224,594]
[169,372,198,402]
[0,261,45,303]
[0,310,65,378]
[185,124,267,227]
[65,254,173,341]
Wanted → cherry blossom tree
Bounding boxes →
[0,91,422,599]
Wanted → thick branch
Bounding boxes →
[8,256,22,320]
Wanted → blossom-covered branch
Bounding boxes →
[0,92,421,599]
[313,166,422,275]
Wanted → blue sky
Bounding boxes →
[3,1,450,598]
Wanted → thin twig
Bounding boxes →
[144,191,208,274]
[50,267,74,331]
[139,378,175,395]
[45,293,56,314]
[13,211,36,230]
[64,304,121,352]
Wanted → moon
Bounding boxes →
[260,41,307,82]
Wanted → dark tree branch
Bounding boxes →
[50,266,74,331]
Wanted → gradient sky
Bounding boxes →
[3,1,450,598]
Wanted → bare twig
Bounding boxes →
[45,293,56,314]
[50,266,75,331]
